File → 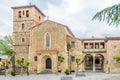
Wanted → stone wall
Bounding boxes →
[107,40,120,73]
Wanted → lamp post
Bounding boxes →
[67,43,72,74]
[11,51,15,72]
[67,50,71,74]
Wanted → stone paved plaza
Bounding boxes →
[0,72,120,80]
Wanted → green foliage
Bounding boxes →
[25,62,30,67]
[11,71,16,76]
[16,59,30,75]
[0,35,12,56]
[2,62,5,66]
[64,69,69,75]
[59,56,64,63]
[116,56,120,62]
[75,57,81,64]
[16,59,24,67]
[92,3,120,26]
[75,57,84,73]
[16,59,30,68]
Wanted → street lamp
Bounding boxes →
[11,51,15,72]
[67,43,72,74]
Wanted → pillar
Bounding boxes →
[93,54,95,72]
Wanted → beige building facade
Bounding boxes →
[12,5,120,73]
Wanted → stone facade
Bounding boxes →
[12,5,120,74]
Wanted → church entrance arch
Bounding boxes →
[46,58,52,69]
[95,54,104,71]
[41,55,52,71]
[85,54,93,70]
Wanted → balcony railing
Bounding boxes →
[82,49,106,53]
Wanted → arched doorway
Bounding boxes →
[46,58,52,69]
[95,54,104,71]
[85,54,93,70]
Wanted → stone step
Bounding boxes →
[38,69,53,74]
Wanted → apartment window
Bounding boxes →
[71,56,75,62]
[22,23,25,30]
[34,56,37,61]
[71,41,75,47]
[22,38,24,42]
[90,43,93,49]
[18,11,21,18]
[46,33,50,48]
[84,43,88,49]
[100,42,105,49]
[114,46,117,52]
[26,10,29,17]
[95,43,99,49]
[114,58,117,63]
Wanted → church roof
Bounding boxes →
[106,37,120,40]
[12,5,45,17]
[81,38,105,41]
[81,37,120,41]
[31,20,75,37]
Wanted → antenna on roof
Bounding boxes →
[29,2,32,5]
[47,16,49,20]
[92,36,94,38]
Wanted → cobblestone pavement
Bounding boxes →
[0,72,120,80]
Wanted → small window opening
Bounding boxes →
[18,11,21,18]
[26,10,29,17]
[22,38,24,42]
[34,56,37,61]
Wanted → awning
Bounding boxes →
[0,62,3,65]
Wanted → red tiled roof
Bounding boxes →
[81,38,105,41]
[106,37,120,40]
[30,20,75,37]
[81,36,120,41]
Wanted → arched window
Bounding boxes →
[26,10,29,17]
[22,23,25,30]
[18,11,21,18]
[46,33,50,48]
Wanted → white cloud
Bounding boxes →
[1,0,120,39]
[43,0,120,38]
[0,0,27,38]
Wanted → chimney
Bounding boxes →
[92,36,94,38]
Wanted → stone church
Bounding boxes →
[12,5,120,73]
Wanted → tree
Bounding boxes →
[75,57,84,73]
[1,62,6,76]
[16,59,30,75]
[92,3,120,26]
[116,56,120,62]
[0,35,14,75]
[0,35,12,56]
[58,56,64,72]
[59,56,64,63]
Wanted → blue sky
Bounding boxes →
[0,0,120,39]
